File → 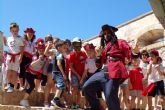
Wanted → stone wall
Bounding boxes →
[85,12,165,51]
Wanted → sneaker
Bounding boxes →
[20,99,29,107]
[38,86,44,92]
[19,87,25,91]
[71,104,80,109]
[51,98,65,108]
[43,102,49,107]
[6,86,14,93]
[4,84,10,90]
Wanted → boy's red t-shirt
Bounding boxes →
[69,51,87,77]
[129,67,144,90]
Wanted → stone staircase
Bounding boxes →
[0,90,84,110]
[0,90,107,110]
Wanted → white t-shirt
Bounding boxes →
[147,64,165,84]
[140,60,149,79]
[30,56,47,72]
[7,36,24,53]
[24,40,35,54]
[85,58,97,73]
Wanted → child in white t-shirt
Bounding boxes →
[4,23,24,93]
[147,49,165,110]
[80,43,103,109]
[19,28,36,91]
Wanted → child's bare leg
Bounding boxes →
[35,79,41,92]
[130,96,136,109]
[136,97,141,109]
[148,96,153,110]
[123,87,130,110]
[72,86,79,105]
[160,96,165,110]
[44,74,54,103]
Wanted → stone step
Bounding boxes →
[0,90,80,107]
[0,90,55,106]
[0,90,106,109]
[0,104,83,110]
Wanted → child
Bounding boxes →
[19,28,36,91]
[43,35,57,107]
[80,43,103,109]
[139,50,149,110]
[80,43,99,85]
[20,38,47,107]
[5,23,24,92]
[50,40,67,108]
[128,53,144,110]
[119,58,131,110]
[69,37,87,109]
[146,49,165,110]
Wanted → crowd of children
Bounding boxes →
[1,22,165,110]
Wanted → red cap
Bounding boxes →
[35,38,45,49]
[24,28,35,33]
[83,43,95,51]
[150,49,159,56]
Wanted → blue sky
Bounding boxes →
[0,0,152,41]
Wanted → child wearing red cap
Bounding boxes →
[19,28,36,91]
[146,49,165,110]
[80,43,103,109]
[80,43,100,84]
[20,38,47,107]
[5,23,24,93]
[128,53,144,110]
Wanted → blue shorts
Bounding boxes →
[52,71,65,90]
[71,73,80,87]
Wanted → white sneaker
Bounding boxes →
[6,87,14,93]
[20,99,29,107]
[19,87,24,91]
[38,86,44,92]
[44,102,49,107]
[4,84,10,90]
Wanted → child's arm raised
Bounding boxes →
[44,41,53,56]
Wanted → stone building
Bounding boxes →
[85,0,165,62]
[0,0,165,109]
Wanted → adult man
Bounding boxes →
[82,24,132,110]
